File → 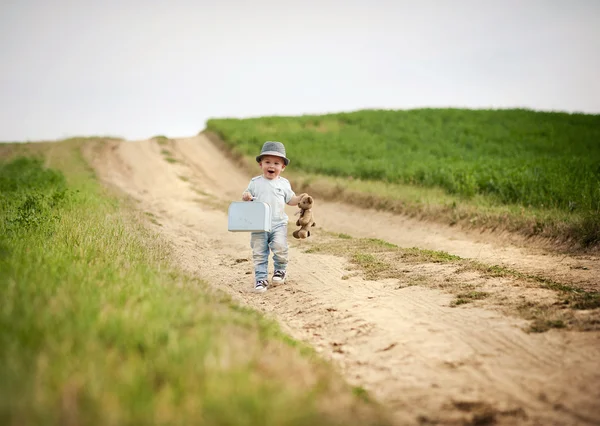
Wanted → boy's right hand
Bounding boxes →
[242,192,253,201]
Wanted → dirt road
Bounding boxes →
[86,135,600,425]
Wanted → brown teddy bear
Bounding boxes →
[293,194,316,239]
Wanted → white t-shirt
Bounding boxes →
[245,175,295,226]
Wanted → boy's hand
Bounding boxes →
[288,193,308,206]
[242,192,253,201]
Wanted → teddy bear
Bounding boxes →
[293,194,316,239]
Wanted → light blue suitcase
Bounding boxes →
[228,201,271,232]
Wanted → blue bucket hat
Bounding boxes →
[256,141,290,166]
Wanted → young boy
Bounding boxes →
[242,141,306,293]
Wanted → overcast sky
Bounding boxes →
[1,0,599,141]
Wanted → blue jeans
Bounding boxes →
[250,222,288,281]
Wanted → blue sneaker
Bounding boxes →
[254,280,268,293]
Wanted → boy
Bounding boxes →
[242,141,306,293]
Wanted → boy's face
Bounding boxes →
[259,155,286,180]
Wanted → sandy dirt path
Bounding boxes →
[85,135,600,425]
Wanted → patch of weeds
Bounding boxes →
[304,247,321,254]
[352,386,371,403]
[1,157,70,236]
[538,279,578,293]
[403,275,429,287]
[567,292,600,310]
[351,252,392,280]
[161,149,172,156]
[338,233,352,239]
[164,157,178,164]
[516,301,576,333]
[470,262,512,277]
[486,265,511,276]
[521,274,600,310]
[536,279,600,310]
[7,190,68,232]
[473,262,600,313]
[529,319,566,333]
[403,247,462,263]
[365,238,398,248]
[178,175,190,182]
[451,291,489,307]
[353,253,376,264]
[458,283,476,291]
[152,135,170,145]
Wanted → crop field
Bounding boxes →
[207,108,600,246]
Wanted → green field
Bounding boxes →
[206,108,600,248]
[0,142,388,426]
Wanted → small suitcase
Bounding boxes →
[227,201,271,232]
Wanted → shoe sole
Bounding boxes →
[272,275,286,284]
[254,286,267,293]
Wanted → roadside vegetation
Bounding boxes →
[295,231,599,333]
[206,108,600,250]
[0,141,390,426]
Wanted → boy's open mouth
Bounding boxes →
[267,170,275,175]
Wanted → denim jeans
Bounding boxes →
[250,222,288,281]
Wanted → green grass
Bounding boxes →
[206,108,600,248]
[158,147,178,164]
[0,142,390,426]
[352,386,371,403]
[152,135,170,146]
[403,247,461,263]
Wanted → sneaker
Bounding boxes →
[272,270,286,284]
[254,280,268,293]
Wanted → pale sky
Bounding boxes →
[1,0,599,141]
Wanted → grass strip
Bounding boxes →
[0,141,390,426]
